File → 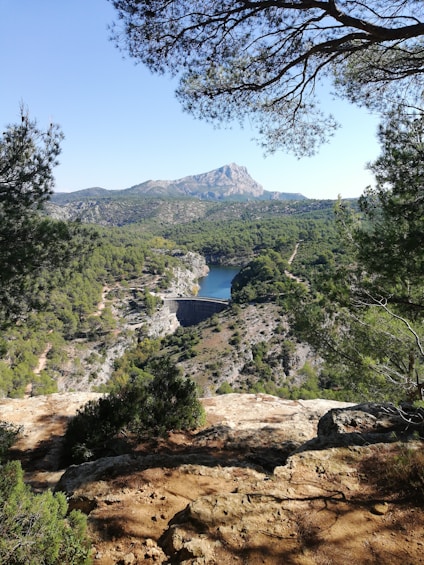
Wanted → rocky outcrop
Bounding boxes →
[164,251,209,297]
[172,163,265,199]
[3,393,424,564]
[154,402,424,565]
[318,402,404,437]
[296,402,423,451]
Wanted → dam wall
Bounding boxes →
[163,297,229,327]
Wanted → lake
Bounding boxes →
[197,266,240,300]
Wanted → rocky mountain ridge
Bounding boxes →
[127,163,266,200]
[51,163,306,205]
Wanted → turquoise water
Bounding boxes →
[197,266,240,299]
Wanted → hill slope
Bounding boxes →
[46,195,332,228]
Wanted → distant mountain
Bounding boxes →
[51,163,306,204]
[53,187,110,202]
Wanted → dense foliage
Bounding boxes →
[291,108,424,401]
[0,421,21,463]
[110,1,424,155]
[164,204,335,263]
[63,358,205,464]
[0,110,91,325]
[0,226,179,397]
[0,423,91,564]
[0,460,91,564]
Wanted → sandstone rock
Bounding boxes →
[372,502,389,515]
[122,551,136,564]
[3,393,424,564]
[160,527,216,563]
[318,403,401,437]
[309,402,416,450]
[160,492,298,564]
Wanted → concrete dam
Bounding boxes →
[164,297,229,327]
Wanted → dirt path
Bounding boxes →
[33,342,53,375]
[94,285,110,316]
[285,241,306,285]
[288,241,301,265]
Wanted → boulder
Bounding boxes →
[318,403,402,437]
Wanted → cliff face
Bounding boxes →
[161,251,209,297]
[3,393,423,565]
[41,251,208,391]
[173,163,265,198]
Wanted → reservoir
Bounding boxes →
[197,266,240,300]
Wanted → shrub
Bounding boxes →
[0,421,21,463]
[138,359,205,436]
[229,332,241,346]
[0,460,91,564]
[384,444,424,500]
[63,359,205,463]
[216,381,233,394]
[63,393,132,463]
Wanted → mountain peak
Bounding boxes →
[178,163,264,198]
[52,163,307,204]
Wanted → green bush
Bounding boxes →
[0,421,21,463]
[63,393,132,463]
[138,359,205,436]
[63,359,205,463]
[229,332,241,346]
[384,444,424,500]
[216,381,234,394]
[0,460,91,564]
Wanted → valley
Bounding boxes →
[0,160,416,405]
[1,164,423,565]
[2,0,424,557]
[1,172,339,401]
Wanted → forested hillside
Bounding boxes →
[1,195,345,400]
[0,184,375,411]
[0,226,188,397]
[3,170,423,406]
[46,195,333,228]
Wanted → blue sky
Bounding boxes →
[1,0,381,199]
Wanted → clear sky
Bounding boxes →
[1,0,381,200]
